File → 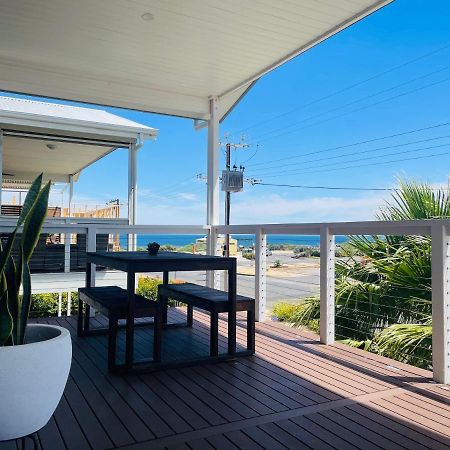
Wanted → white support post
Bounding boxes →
[0,129,3,212]
[86,227,97,317]
[431,223,450,384]
[57,292,62,317]
[128,143,138,250]
[206,97,220,288]
[68,174,74,216]
[255,229,267,322]
[320,226,335,345]
[64,233,71,273]
[67,291,72,316]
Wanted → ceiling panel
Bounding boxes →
[2,136,115,182]
[0,0,392,120]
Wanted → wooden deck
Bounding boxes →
[2,308,450,450]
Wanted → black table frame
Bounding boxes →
[86,251,237,372]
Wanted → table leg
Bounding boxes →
[228,260,237,355]
[162,271,169,324]
[126,271,136,370]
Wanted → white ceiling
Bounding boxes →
[0,0,392,120]
[2,136,115,183]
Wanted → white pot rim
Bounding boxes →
[0,323,70,349]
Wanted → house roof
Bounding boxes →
[0,0,393,121]
[0,96,157,184]
[0,96,157,143]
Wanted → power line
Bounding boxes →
[251,141,450,178]
[228,42,450,137]
[250,71,450,146]
[247,120,450,169]
[255,149,450,178]
[253,182,398,191]
[240,144,260,165]
[249,133,450,174]
[147,175,198,197]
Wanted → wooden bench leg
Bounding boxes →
[153,308,162,363]
[77,295,84,337]
[187,305,193,327]
[210,313,219,357]
[247,308,255,354]
[108,316,118,372]
[161,296,168,324]
[83,303,91,333]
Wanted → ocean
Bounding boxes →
[120,234,349,249]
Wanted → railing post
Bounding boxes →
[86,227,97,317]
[206,226,221,288]
[320,226,335,344]
[432,223,450,384]
[67,290,72,316]
[57,292,62,317]
[64,233,71,273]
[255,229,267,322]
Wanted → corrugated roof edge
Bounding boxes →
[0,96,158,140]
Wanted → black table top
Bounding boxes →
[86,251,236,272]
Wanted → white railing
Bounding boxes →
[0,217,448,383]
[214,219,450,385]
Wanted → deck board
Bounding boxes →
[1,308,450,450]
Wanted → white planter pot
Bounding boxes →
[0,324,72,441]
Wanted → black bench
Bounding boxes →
[158,283,255,357]
[78,286,162,371]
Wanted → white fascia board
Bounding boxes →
[4,171,70,183]
[0,110,157,144]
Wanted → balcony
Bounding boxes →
[1,219,449,449]
[0,1,448,448]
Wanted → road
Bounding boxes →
[169,251,320,311]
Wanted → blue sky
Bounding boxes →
[4,0,450,225]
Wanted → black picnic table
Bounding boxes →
[86,251,237,371]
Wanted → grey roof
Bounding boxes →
[0,96,156,135]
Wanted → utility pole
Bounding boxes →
[197,165,261,257]
[225,142,231,257]
[222,140,249,256]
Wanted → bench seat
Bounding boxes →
[78,286,157,318]
[78,286,162,371]
[158,282,255,356]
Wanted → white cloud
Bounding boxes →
[178,192,199,201]
[230,193,388,223]
[137,200,205,225]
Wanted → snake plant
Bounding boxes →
[0,174,50,346]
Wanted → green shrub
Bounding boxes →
[160,244,177,251]
[272,297,320,333]
[242,253,255,260]
[136,276,161,301]
[272,302,303,321]
[292,246,320,258]
[137,276,184,306]
[272,259,283,268]
[30,292,78,318]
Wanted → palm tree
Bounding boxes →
[286,179,449,369]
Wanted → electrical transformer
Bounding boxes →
[221,169,244,192]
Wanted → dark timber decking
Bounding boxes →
[3,308,450,450]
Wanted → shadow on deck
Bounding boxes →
[2,308,450,450]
